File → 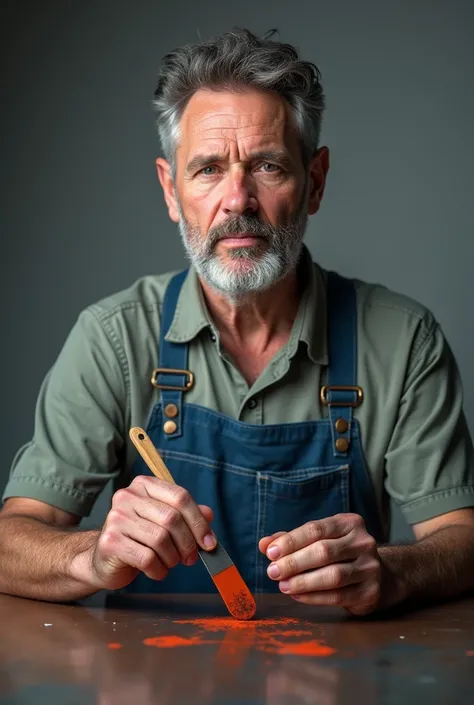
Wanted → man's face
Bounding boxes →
[157,88,328,297]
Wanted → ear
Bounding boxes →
[156,158,179,223]
[307,146,330,215]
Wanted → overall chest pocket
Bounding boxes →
[258,464,350,539]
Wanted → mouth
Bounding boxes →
[218,232,264,247]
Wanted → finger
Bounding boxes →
[267,533,359,580]
[127,479,217,555]
[198,505,214,523]
[258,532,287,555]
[278,555,380,596]
[265,514,364,560]
[135,497,202,564]
[118,513,181,569]
[289,580,380,613]
[101,532,168,582]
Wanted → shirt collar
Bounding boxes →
[164,265,213,343]
[165,245,328,366]
[284,245,328,365]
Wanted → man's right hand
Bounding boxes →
[76,476,216,591]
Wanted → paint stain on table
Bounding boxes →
[142,616,336,662]
[143,635,219,648]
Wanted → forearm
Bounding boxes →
[378,524,474,611]
[0,514,100,602]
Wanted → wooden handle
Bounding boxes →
[129,427,175,484]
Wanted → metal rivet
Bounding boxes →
[335,418,348,433]
[164,403,179,418]
[335,437,349,452]
[163,420,177,434]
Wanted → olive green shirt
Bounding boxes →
[4,247,474,536]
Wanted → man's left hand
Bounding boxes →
[258,513,382,616]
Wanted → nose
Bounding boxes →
[221,168,258,216]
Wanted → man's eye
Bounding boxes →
[260,163,280,173]
[199,166,218,176]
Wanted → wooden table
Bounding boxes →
[0,592,473,704]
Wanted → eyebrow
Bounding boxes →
[186,149,292,174]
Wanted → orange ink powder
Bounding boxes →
[212,566,256,620]
[272,641,336,656]
[107,643,123,650]
[143,635,219,648]
[142,616,336,659]
[467,651,474,656]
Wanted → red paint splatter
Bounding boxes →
[142,616,336,659]
[143,635,218,648]
[107,642,123,650]
[174,617,299,631]
[272,641,336,656]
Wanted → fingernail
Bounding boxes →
[267,563,280,579]
[267,545,280,560]
[279,580,290,593]
[292,594,301,601]
[184,554,197,566]
[203,533,216,549]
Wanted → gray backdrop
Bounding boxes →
[2,0,473,541]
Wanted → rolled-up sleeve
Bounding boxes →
[385,320,474,525]
[2,308,127,517]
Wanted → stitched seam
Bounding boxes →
[6,476,94,499]
[89,300,160,321]
[258,477,267,594]
[255,478,262,593]
[266,466,349,486]
[159,448,346,476]
[159,452,258,478]
[163,414,329,438]
[407,321,439,373]
[363,299,428,322]
[396,485,474,508]
[87,307,131,410]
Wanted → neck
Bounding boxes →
[199,268,301,353]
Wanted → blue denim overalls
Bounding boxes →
[127,270,384,594]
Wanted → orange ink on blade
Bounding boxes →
[107,642,123,650]
[212,565,256,620]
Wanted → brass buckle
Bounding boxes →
[151,368,194,391]
[320,385,363,407]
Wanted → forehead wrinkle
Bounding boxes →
[189,110,285,134]
[191,132,285,149]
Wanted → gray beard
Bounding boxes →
[177,206,308,301]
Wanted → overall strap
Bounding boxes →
[153,269,190,439]
[325,272,362,458]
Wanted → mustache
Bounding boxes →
[207,216,277,246]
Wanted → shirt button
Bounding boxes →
[247,398,258,410]
[210,331,217,342]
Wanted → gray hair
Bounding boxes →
[152,28,325,170]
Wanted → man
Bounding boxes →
[1,29,474,616]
